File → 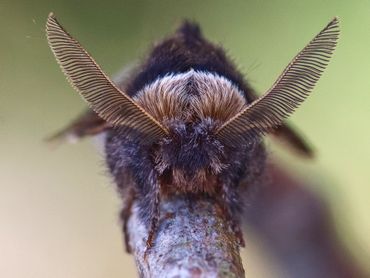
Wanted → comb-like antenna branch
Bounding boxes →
[217,17,339,145]
[46,13,168,143]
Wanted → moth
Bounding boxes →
[46,13,339,252]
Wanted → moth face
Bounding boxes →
[154,119,227,194]
[133,71,248,192]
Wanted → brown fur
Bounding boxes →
[160,168,220,196]
[134,70,246,127]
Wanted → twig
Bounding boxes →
[127,196,245,278]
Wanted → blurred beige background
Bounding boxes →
[0,0,369,277]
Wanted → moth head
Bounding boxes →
[46,13,339,190]
[120,70,249,189]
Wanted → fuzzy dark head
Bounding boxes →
[105,70,263,197]
[155,117,267,196]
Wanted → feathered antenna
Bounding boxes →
[46,13,168,143]
[216,17,339,145]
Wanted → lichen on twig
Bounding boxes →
[128,196,245,278]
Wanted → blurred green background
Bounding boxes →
[0,0,369,277]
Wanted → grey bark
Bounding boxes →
[127,196,245,278]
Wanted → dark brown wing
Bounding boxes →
[270,123,314,158]
[46,109,109,144]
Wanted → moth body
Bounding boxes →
[46,14,339,251]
